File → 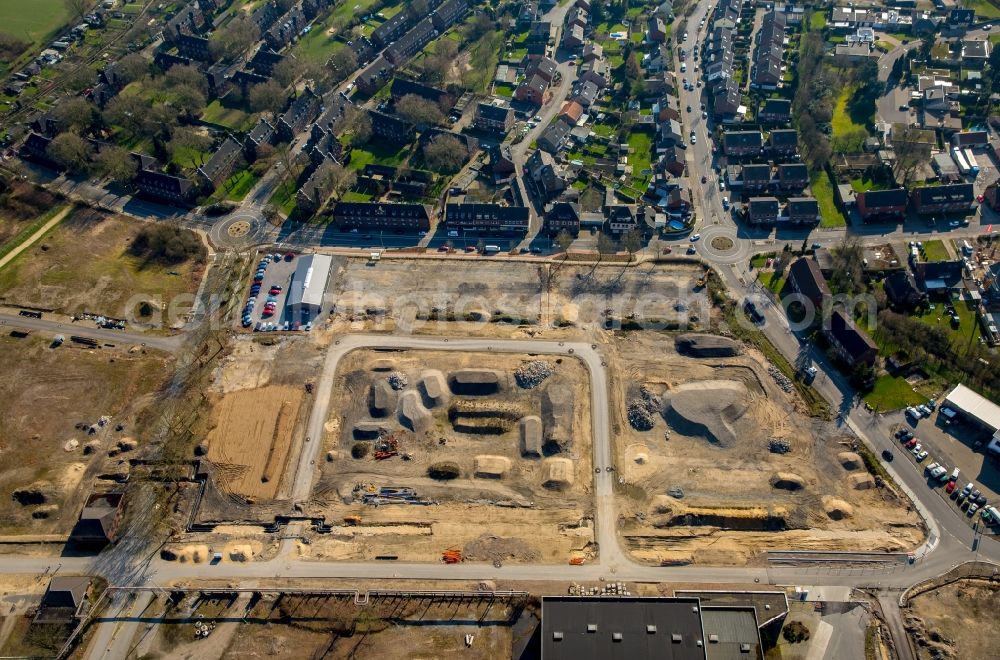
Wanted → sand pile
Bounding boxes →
[838,451,862,470]
[542,457,575,489]
[823,497,854,520]
[664,380,749,447]
[770,472,805,491]
[849,473,876,490]
[228,544,253,561]
[541,386,574,452]
[520,416,543,457]
[399,390,431,433]
[419,370,449,407]
[474,455,512,479]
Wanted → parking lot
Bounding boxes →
[888,406,1000,530]
[241,251,299,332]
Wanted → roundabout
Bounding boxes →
[696,224,748,265]
[209,211,268,249]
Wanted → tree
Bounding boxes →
[104,94,148,137]
[338,104,371,146]
[117,53,149,85]
[167,127,213,166]
[210,16,259,62]
[170,84,206,118]
[273,57,303,88]
[555,230,574,253]
[94,145,138,184]
[596,232,616,255]
[423,134,468,173]
[892,125,928,185]
[64,66,97,93]
[622,228,644,258]
[64,0,91,23]
[829,237,865,296]
[52,96,98,132]
[395,94,444,127]
[47,133,91,172]
[249,80,286,115]
[324,162,357,200]
[461,14,495,42]
[327,46,358,83]
[164,64,208,95]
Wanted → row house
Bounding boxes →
[276,87,321,141]
[570,80,599,108]
[332,202,432,232]
[296,156,340,213]
[527,150,568,199]
[537,120,570,154]
[740,164,771,192]
[786,197,820,224]
[135,169,195,204]
[528,57,558,85]
[248,48,283,76]
[474,101,515,136]
[752,11,786,89]
[355,56,394,95]
[647,15,668,42]
[445,203,530,233]
[826,309,878,368]
[856,188,908,222]
[515,74,549,106]
[432,0,468,31]
[568,6,588,29]
[385,18,436,66]
[746,196,780,225]
[347,37,376,67]
[909,183,975,215]
[579,58,609,88]
[563,24,585,49]
[245,118,275,160]
[265,8,307,51]
[369,110,416,144]
[197,136,243,189]
[768,129,798,157]
[174,33,211,61]
[759,98,792,124]
[722,131,763,157]
[370,11,413,48]
[164,3,205,43]
[777,163,808,191]
[788,256,830,308]
[250,1,284,35]
[544,202,581,235]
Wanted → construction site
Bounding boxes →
[606,331,926,566]
[304,348,595,565]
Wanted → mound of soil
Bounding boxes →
[665,380,749,447]
[771,472,805,491]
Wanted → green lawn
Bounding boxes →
[341,190,373,202]
[170,146,210,171]
[202,98,255,132]
[626,131,654,189]
[808,11,826,30]
[966,0,1000,19]
[916,298,980,346]
[810,170,847,228]
[760,271,786,294]
[863,375,928,412]
[216,169,259,202]
[347,138,410,171]
[920,239,950,262]
[269,177,299,216]
[493,83,514,97]
[832,86,866,138]
[850,177,887,193]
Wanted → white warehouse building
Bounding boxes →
[287,254,332,317]
[942,384,1000,455]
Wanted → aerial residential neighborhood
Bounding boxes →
[4,0,1000,657]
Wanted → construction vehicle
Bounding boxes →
[442,548,463,564]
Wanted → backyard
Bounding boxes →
[920,239,950,262]
[202,97,256,132]
[811,170,847,228]
[346,138,411,171]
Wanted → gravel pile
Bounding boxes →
[667,487,684,499]
[515,361,553,389]
[627,386,661,431]
[767,366,793,393]
[387,372,408,390]
[769,439,791,454]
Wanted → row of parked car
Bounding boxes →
[895,428,1000,525]
[243,252,296,327]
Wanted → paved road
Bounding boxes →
[0,312,183,353]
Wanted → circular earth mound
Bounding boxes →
[823,497,854,520]
[664,380,749,447]
[771,472,805,491]
[838,451,863,470]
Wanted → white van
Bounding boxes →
[448,230,459,237]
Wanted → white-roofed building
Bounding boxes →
[287,254,332,316]
[943,384,1000,454]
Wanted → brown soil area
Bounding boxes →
[0,334,170,535]
[907,579,1000,659]
[607,332,925,565]
[205,385,304,500]
[306,349,594,563]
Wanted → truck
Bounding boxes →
[952,148,971,175]
[483,244,500,254]
[963,148,980,177]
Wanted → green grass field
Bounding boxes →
[863,375,928,411]
[347,138,410,171]
[626,131,653,189]
[0,0,70,53]
[920,239,950,262]
[810,170,847,228]
[211,169,259,203]
[967,0,1000,19]
[202,98,256,132]
[832,87,866,138]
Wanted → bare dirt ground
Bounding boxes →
[133,590,519,660]
[199,338,324,504]
[606,332,925,565]
[907,579,1000,659]
[319,256,709,340]
[0,334,170,535]
[0,209,205,323]
[304,348,594,564]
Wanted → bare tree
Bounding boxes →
[47,133,91,172]
[395,94,444,128]
[423,134,468,173]
[327,47,358,82]
[94,145,138,184]
[338,105,371,146]
[892,125,929,185]
[249,80,286,116]
[52,96,98,132]
[64,0,91,23]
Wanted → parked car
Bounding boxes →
[910,443,922,455]
[946,481,957,494]
[689,233,701,242]
[917,404,932,417]
[969,503,979,516]
[925,462,940,473]
[881,449,894,462]
[906,406,922,420]
[916,450,929,461]
[904,438,919,449]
